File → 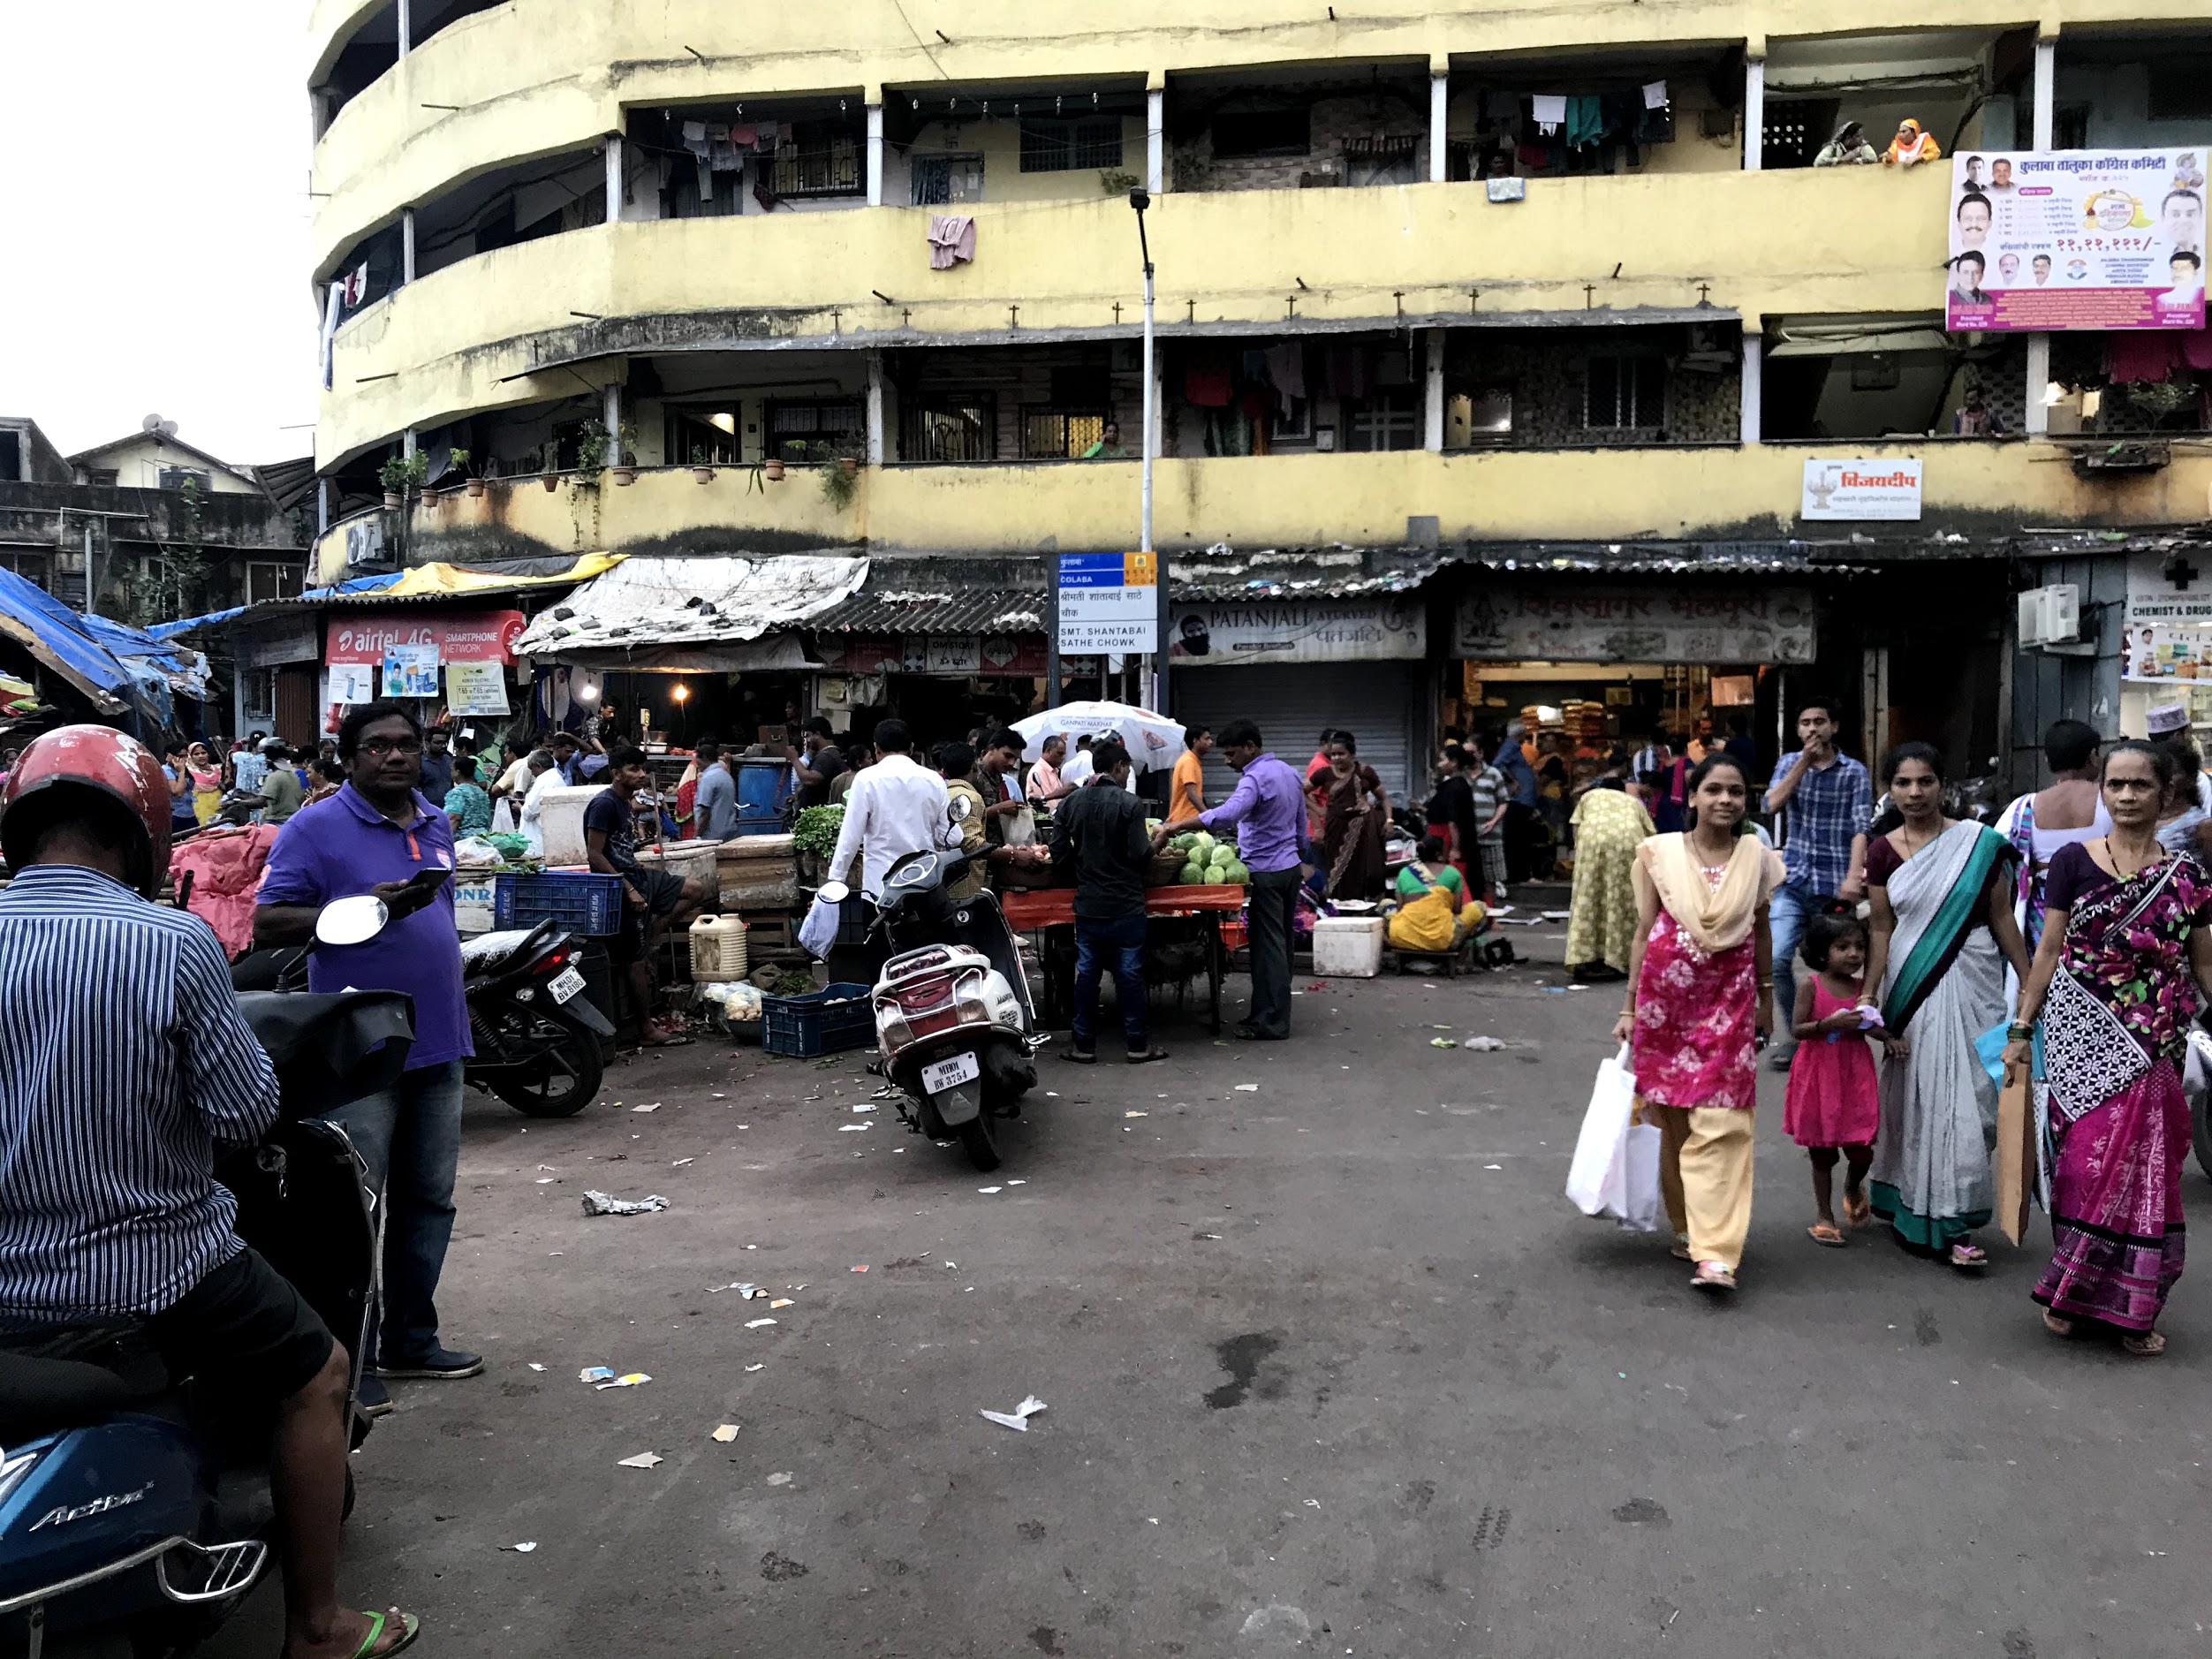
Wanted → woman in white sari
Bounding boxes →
[1863,744,2031,1269]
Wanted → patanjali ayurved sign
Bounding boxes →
[1167,599,1425,664]
[1945,148,2207,331]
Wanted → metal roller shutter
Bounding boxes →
[1171,663,1419,808]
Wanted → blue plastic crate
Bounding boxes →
[761,981,875,1057]
[493,871,627,936]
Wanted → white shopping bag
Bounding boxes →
[490,797,517,835]
[1617,1122,1663,1232]
[1566,1044,1639,1216]
[797,891,842,960]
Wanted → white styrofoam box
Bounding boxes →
[537,784,610,867]
[1311,915,1386,979]
[453,875,498,936]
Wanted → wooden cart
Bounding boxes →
[999,884,1247,1035]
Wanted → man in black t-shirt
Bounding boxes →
[787,716,845,812]
[1428,756,1478,887]
[584,747,710,1044]
[1049,739,1166,1065]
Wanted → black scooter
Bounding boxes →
[0,896,406,1659]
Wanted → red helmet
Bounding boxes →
[1,724,173,898]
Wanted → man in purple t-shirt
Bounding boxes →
[256,701,479,1415]
[1155,717,1308,1042]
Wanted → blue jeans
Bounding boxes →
[1072,913,1148,1056]
[1769,877,1819,1044]
[324,1057,466,1363]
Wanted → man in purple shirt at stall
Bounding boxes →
[1155,717,1307,1042]
[255,701,479,1418]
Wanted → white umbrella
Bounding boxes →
[1011,700,1185,775]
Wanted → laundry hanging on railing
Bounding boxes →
[928,214,977,269]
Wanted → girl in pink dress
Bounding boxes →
[1784,911,1882,1247]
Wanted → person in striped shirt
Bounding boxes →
[0,725,420,1658]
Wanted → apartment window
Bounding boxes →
[666,408,743,466]
[772,122,863,199]
[1585,356,1667,431]
[2053,104,2092,150]
[159,466,211,493]
[246,561,303,605]
[1020,117,1123,173]
[1211,109,1310,159]
[2148,61,2212,121]
[0,550,48,590]
[242,668,278,726]
[901,398,997,463]
[1020,409,1110,459]
[1344,392,1420,452]
[911,154,986,206]
[86,468,119,487]
[0,431,20,481]
[764,399,864,464]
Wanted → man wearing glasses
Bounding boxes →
[255,702,478,1419]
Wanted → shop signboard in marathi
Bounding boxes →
[817,634,1049,677]
[1800,458,1921,521]
[1456,587,1817,665]
[1944,148,2207,332]
[1057,553,1159,655]
[443,661,511,715]
[1166,599,1426,664]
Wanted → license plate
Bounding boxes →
[921,1051,981,1095]
[548,966,587,1004]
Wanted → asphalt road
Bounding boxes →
[210,918,2212,1657]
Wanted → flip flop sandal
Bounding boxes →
[1807,1223,1848,1248]
[2041,1308,2078,1338]
[1669,1239,1693,1261]
[1061,1050,1096,1065]
[1690,1261,1737,1292]
[1842,1190,1873,1229]
[2123,1331,2167,1358]
[352,1609,421,1658]
[1125,1048,1170,1065]
[1948,1243,1989,1271]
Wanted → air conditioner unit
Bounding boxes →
[2018,583,2080,647]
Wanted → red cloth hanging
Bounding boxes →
[2107,333,2180,383]
[1184,354,1233,407]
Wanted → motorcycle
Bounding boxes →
[458,921,612,1117]
[233,913,611,1120]
[0,896,405,1659]
[822,805,1044,1172]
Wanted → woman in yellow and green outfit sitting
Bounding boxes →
[1389,835,1484,953]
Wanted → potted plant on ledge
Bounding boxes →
[377,451,428,511]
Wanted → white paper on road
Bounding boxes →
[746,1317,777,1329]
[616,1452,663,1469]
[981,1396,1049,1431]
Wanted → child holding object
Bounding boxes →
[1785,910,1882,1246]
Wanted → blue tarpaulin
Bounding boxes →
[0,567,207,730]
[146,571,404,641]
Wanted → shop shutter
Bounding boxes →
[276,665,320,748]
[1170,662,1419,809]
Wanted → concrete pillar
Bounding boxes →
[1147,84,1165,194]
[1423,330,1445,451]
[317,477,333,535]
[2033,37,2057,148]
[866,103,885,207]
[401,208,416,284]
[603,383,623,452]
[396,0,411,57]
[865,352,886,463]
[1742,54,1765,172]
[1429,68,1450,183]
[2025,334,2052,436]
[605,134,624,224]
[1739,328,1762,443]
[402,428,418,458]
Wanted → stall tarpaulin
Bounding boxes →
[515,555,868,658]
[1945,148,2208,332]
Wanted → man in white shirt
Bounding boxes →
[826,719,954,901]
[1061,736,1096,786]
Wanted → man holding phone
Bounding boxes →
[255,702,478,1416]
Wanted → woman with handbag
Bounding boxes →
[2008,739,2212,1356]
[1610,754,1785,1292]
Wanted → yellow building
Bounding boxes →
[302,4,2212,792]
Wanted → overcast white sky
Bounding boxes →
[0,1,319,467]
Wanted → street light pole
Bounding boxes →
[1131,189,1164,714]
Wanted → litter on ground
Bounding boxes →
[978,1186,1003,1194]
[981,1396,1049,1432]
[769,1297,793,1308]
[712,1424,740,1443]
[1234,1084,1260,1093]
[595,1373,651,1390]
[746,1317,777,1329]
[615,1452,663,1469]
[766,1472,792,1486]
[504,1542,538,1553]
[579,1367,615,1383]
[1463,1036,1505,1051]
[581,1191,669,1216]
[632,1102,661,1113]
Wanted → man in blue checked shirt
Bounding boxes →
[1762,695,1872,1069]
[0,726,420,1658]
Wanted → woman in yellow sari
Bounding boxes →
[1389,835,1481,953]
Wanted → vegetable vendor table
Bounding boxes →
[998,884,1246,1034]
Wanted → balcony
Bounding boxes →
[322,166,1947,463]
[311,440,2212,585]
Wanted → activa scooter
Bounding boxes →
[0,895,405,1658]
[822,814,1044,1171]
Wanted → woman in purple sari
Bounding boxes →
[2009,740,2212,1356]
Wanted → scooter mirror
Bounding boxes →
[948,794,973,824]
[818,880,850,905]
[315,893,390,947]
